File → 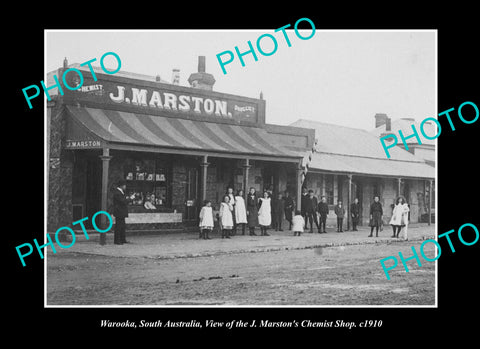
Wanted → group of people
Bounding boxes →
[299,189,410,239]
[301,188,359,234]
[198,187,286,239]
[112,179,411,244]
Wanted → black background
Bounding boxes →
[7,4,478,343]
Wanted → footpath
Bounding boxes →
[50,224,436,260]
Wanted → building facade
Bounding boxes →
[47,57,315,233]
[292,119,435,229]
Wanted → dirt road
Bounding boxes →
[47,241,435,306]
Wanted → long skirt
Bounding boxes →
[369,212,382,227]
[247,207,259,227]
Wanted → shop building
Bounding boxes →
[47,57,315,233]
[291,119,435,229]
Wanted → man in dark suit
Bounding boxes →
[113,180,131,245]
[317,196,329,233]
[350,198,360,231]
[300,187,309,219]
[272,193,285,231]
[304,189,320,233]
[283,191,295,230]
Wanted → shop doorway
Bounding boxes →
[85,157,102,228]
[262,164,279,196]
[184,167,199,221]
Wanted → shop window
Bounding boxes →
[124,157,170,209]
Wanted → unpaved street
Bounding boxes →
[47,241,435,306]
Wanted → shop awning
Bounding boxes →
[65,105,302,160]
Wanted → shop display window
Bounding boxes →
[124,157,169,209]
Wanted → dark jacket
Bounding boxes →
[272,198,285,216]
[246,193,259,227]
[351,202,360,217]
[370,201,383,216]
[283,196,294,220]
[300,193,309,214]
[317,202,329,216]
[334,204,345,218]
[113,188,129,218]
[304,196,318,213]
[370,201,383,227]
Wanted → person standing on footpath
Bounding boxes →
[389,196,410,240]
[350,198,360,231]
[272,193,285,231]
[334,200,345,232]
[246,187,259,236]
[226,187,236,235]
[305,190,320,233]
[234,189,248,235]
[199,200,214,239]
[258,191,272,236]
[317,196,329,233]
[283,191,295,230]
[369,196,383,237]
[219,195,234,239]
[113,179,134,245]
[300,187,309,220]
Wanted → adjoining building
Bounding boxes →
[46,56,315,233]
[370,113,436,167]
[291,119,435,229]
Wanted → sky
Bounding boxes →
[46,30,436,131]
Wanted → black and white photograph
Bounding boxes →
[43,29,437,306]
[7,10,479,341]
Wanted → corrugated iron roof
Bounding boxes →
[290,119,435,179]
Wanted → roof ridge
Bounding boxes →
[316,151,427,164]
[293,118,371,133]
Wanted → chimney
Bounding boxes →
[386,117,391,131]
[155,74,161,82]
[188,56,215,91]
[63,57,68,69]
[375,113,388,128]
[198,56,206,73]
[172,69,180,85]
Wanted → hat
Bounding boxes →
[117,179,126,186]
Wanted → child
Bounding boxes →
[246,187,259,236]
[226,187,236,235]
[219,195,234,239]
[334,200,345,232]
[292,210,305,236]
[199,200,214,239]
[258,191,271,236]
[235,189,248,235]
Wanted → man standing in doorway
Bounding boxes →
[113,179,132,245]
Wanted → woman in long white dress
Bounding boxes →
[258,191,272,236]
[219,195,234,239]
[235,189,248,235]
[389,196,410,239]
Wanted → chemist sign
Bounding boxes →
[62,73,263,125]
